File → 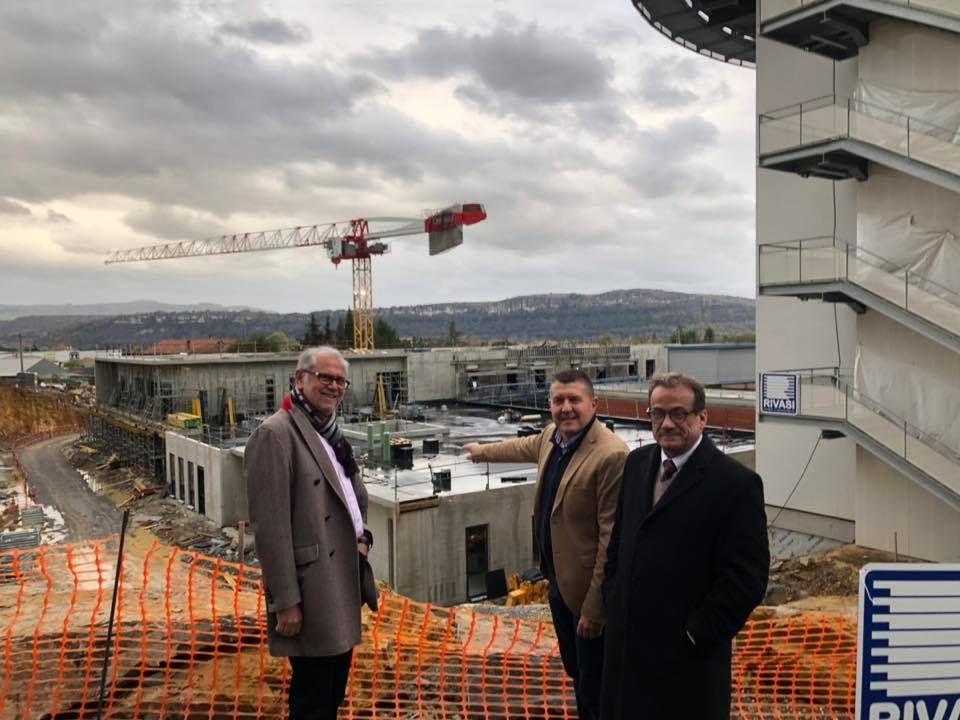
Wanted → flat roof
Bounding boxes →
[631,0,756,67]
[666,343,755,350]
[94,349,408,366]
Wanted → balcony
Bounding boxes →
[759,0,960,59]
[759,95,960,192]
[759,236,960,352]
[760,368,960,508]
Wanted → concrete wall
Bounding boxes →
[407,348,457,401]
[365,497,395,588]
[859,19,960,92]
[629,344,666,378]
[855,449,960,561]
[392,484,538,605]
[165,431,246,526]
[667,346,755,385]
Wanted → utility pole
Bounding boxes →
[18,334,24,372]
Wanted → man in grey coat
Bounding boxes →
[244,346,372,720]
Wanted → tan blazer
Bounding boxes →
[244,406,368,657]
[472,420,628,625]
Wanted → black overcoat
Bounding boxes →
[601,436,769,720]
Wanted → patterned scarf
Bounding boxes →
[288,388,358,477]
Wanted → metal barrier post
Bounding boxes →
[95,509,130,720]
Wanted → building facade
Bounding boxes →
[631,0,960,560]
[755,1,960,560]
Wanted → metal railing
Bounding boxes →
[763,367,960,494]
[759,94,960,178]
[759,0,960,23]
[759,236,960,338]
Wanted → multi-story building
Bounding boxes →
[632,0,960,560]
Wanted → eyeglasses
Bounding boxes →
[646,407,699,424]
[302,369,351,388]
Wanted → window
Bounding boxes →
[168,453,175,495]
[465,524,489,602]
[197,465,206,515]
[645,359,656,379]
[177,457,185,501]
[187,461,195,508]
[265,377,276,414]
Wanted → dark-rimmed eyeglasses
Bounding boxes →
[646,407,699,424]
[302,369,350,388]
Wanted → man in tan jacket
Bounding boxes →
[464,369,628,720]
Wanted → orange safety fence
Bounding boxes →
[0,539,857,719]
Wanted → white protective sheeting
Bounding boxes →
[852,80,960,175]
[858,213,960,298]
[855,79,960,140]
[854,343,960,455]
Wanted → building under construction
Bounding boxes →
[87,343,664,482]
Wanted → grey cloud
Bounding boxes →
[359,20,631,133]
[363,21,613,103]
[46,209,72,223]
[636,56,703,109]
[0,198,31,215]
[218,18,312,45]
[124,205,229,241]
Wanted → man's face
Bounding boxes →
[549,380,598,441]
[650,384,707,457]
[295,354,348,418]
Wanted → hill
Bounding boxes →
[0,289,754,348]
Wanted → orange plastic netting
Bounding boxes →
[0,539,857,720]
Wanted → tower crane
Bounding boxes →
[104,203,487,350]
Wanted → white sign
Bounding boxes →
[857,564,960,720]
[760,372,799,415]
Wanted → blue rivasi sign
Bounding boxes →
[760,372,799,415]
[857,564,960,720]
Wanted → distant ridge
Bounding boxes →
[0,288,754,348]
[0,300,258,321]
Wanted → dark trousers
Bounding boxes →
[288,650,353,720]
[548,584,604,720]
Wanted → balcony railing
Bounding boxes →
[759,0,960,23]
[759,95,960,178]
[763,367,960,497]
[759,237,960,338]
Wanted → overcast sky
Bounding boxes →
[0,0,756,314]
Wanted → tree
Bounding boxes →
[374,319,402,348]
[343,310,355,348]
[230,331,291,353]
[447,320,460,346]
[333,317,345,348]
[703,326,716,343]
[322,314,332,345]
[669,326,700,344]
[599,333,614,346]
[302,313,322,346]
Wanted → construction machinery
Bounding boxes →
[104,203,487,350]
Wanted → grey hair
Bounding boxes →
[297,346,349,372]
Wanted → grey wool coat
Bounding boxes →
[244,405,369,658]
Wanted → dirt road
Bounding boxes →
[18,435,123,543]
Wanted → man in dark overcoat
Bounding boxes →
[244,346,373,720]
[601,371,769,720]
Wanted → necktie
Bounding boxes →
[662,458,677,481]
